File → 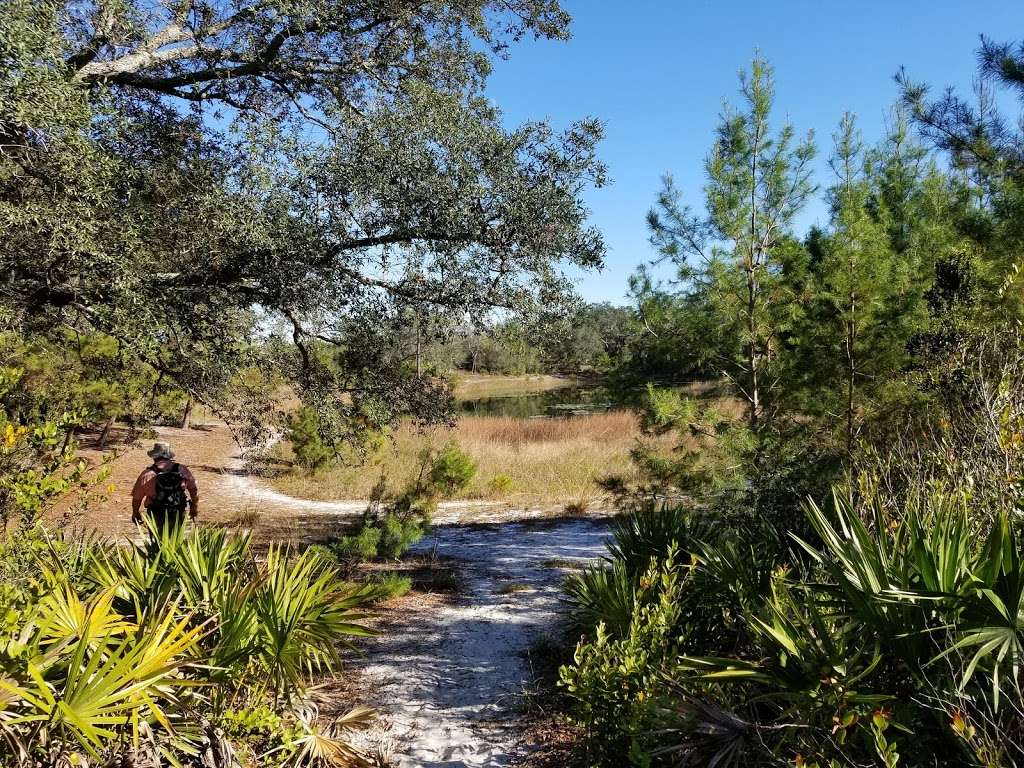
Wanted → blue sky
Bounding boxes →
[483,0,1024,304]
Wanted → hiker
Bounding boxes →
[131,441,199,531]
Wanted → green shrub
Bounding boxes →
[566,476,1024,767]
[317,448,442,573]
[286,406,333,470]
[366,572,413,602]
[332,525,382,562]
[329,510,424,565]
[0,527,97,633]
[302,543,339,563]
[560,549,685,765]
[429,441,476,495]
[489,473,514,493]
[219,706,301,767]
[378,512,424,559]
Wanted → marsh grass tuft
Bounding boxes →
[495,582,532,595]
[541,557,588,570]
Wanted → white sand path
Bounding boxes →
[348,519,609,767]
[218,472,536,524]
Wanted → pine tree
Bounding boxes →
[648,57,816,432]
[287,407,334,471]
[816,115,903,455]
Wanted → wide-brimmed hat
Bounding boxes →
[146,441,175,460]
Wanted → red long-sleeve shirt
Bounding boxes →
[130,458,199,514]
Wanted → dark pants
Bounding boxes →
[144,506,187,539]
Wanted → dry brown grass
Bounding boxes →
[269,410,654,507]
[457,410,635,447]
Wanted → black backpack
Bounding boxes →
[150,462,188,522]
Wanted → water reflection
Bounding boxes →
[458,386,625,418]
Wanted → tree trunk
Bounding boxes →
[60,425,74,455]
[416,319,423,379]
[747,120,762,434]
[97,417,114,450]
[846,318,856,459]
[748,270,759,433]
[182,396,193,430]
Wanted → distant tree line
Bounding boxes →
[390,302,638,377]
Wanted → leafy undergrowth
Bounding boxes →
[558,486,1024,767]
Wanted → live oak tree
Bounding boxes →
[647,58,816,432]
[0,0,606,444]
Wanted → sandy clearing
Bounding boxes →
[347,519,608,767]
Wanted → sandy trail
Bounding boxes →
[218,472,539,525]
[72,424,546,539]
[348,519,608,767]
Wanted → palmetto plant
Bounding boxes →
[276,703,377,768]
[800,486,1024,705]
[666,482,1024,765]
[254,546,375,701]
[0,585,207,763]
[606,502,711,577]
[565,559,638,637]
[567,503,710,637]
[0,525,379,767]
[90,526,375,701]
[678,575,894,765]
[569,503,772,651]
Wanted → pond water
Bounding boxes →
[458,385,629,418]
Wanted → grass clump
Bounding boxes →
[542,557,588,570]
[415,565,460,593]
[495,582,532,595]
[562,498,589,517]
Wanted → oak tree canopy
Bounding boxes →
[1,0,606,441]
